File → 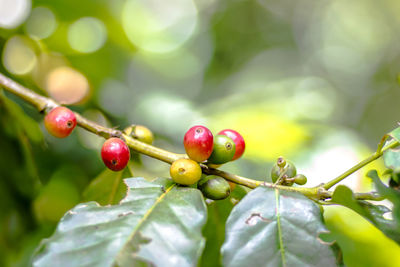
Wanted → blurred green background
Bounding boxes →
[1,0,400,266]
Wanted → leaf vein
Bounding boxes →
[275,189,286,267]
[114,183,175,263]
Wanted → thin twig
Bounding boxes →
[322,140,399,190]
[0,72,390,201]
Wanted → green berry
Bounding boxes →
[124,125,154,144]
[208,135,236,164]
[198,175,231,200]
[271,160,297,183]
[294,174,307,185]
[277,156,286,168]
[218,129,245,160]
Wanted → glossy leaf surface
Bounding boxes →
[33,178,207,267]
[367,171,400,235]
[221,186,337,267]
[332,185,400,244]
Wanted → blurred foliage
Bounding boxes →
[1,0,400,266]
[324,206,400,267]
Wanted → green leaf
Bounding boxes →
[200,198,233,267]
[0,91,43,143]
[199,184,248,266]
[33,178,207,267]
[0,92,43,196]
[221,187,337,267]
[383,148,400,170]
[367,170,400,226]
[82,167,131,205]
[388,127,400,143]
[331,185,400,244]
[383,127,400,170]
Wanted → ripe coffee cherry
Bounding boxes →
[44,106,77,138]
[208,135,236,164]
[101,138,130,171]
[170,158,202,185]
[271,159,297,183]
[184,125,213,162]
[218,129,245,160]
[124,125,154,145]
[198,175,231,200]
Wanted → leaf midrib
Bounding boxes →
[114,183,176,263]
[275,188,286,267]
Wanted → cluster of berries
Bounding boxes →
[170,125,245,200]
[43,108,306,201]
[270,157,307,186]
[44,106,153,172]
[44,108,246,200]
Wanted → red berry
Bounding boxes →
[101,138,130,171]
[183,125,213,162]
[44,106,77,138]
[218,129,245,160]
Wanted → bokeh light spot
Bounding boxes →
[2,35,37,75]
[132,93,205,140]
[98,79,131,118]
[46,66,90,104]
[24,6,57,39]
[0,0,31,29]
[32,52,68,90]
[67,17,107,53]
[122,0,198,53]
[210,109,308,161]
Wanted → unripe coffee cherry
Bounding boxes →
[277,156,286,168]
[44,106,77,138]
[208,135,236,164]
[218,129,245,160]
[183,125,213,162]
[170,158,202,185]
[294,174,307,185]
[198,175,231,200]
[124,125,154,144]
[101,138,130,171]
[271,160,297,183]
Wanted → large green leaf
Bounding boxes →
[33,177,207,267]
[331,185,400,244]
[221,187,337,267]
